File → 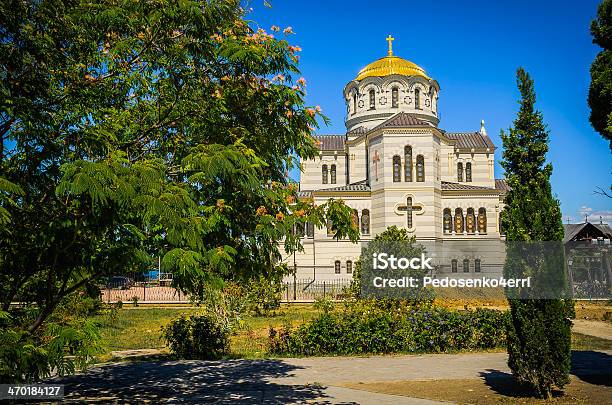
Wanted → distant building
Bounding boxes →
[563,221,612,245]
[564,221,612,298]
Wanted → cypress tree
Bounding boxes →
[501,68,572,398]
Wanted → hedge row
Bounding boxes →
[269,306,507,356]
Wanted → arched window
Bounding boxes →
[474,258,481,273]
[466,208,476,233]
[322,164,328,184]
[351,209,359,230]
[361,209,370,235]
[404,145,413,182]
[415,88,421,109]
[346,260,353,274]
[457,162,463,182]
[443,208,452,233]
[451,259,458,273]
[454,208,464,233]
[306,222,314,238]
[330,164,337,184]
[392,155,401,182]
[466,162,472,182]
[416,155,425,182]
[369,89,375,110]
[352,94,357,114]
[478,207,487,234]
[334,260,341,274]
[327,218,333,236]
[294,222,305,237]
[392,87,399,108]
[463,259,470,273]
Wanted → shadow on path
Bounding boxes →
[479,350,612,397]
[51,359,333,404]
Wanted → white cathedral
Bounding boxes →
[285,37,508,282]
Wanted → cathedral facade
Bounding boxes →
[286,38,508,281]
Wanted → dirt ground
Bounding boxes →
[341,376,611,405]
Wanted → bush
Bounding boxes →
[0,313,101,383]
[268,303,506,356]
[163,312,230,360]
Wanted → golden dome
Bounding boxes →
[355,35,429,81]
[355,55,430,81]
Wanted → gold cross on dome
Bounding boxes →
[386,35,395,56]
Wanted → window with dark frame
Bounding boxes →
[330,164,336,184]
[361,209,370,235]
[322,164,328,184]
[416,155,425,182]
[404,145,412,182]
[392,155,401,182]
[392,87,399,108]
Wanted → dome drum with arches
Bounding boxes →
[344,36,440,132]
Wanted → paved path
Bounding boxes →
[573,319,612,340]
[51,351,612,404]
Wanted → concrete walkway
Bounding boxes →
[573,319,612,340]
[50,351,612,404]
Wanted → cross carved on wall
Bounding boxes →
[397,197,422,229]
[372,150,381,181]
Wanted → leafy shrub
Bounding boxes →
[221,278,282,316]
[244,276,282,315]
[163,312,230,360]
[313,296,334,313]
[0,309,101,383]
[268,303,507,356]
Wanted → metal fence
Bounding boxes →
[101,283,190,304]
[100,278,352,304]
[281,279,352,302]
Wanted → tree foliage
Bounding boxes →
[500,68,572,398]
[588,0,612,149]
[0,0,358,377]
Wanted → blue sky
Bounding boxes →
[250,0,611,224]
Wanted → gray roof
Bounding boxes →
[371,112,432,131]
[317,180,370,193]
[445,131,495,150]
[348,126,367,135]
[495,179,509,192]
[563,222,612,243]
[313,135,345,151]
[297,190,313,198]
[441,181,498,192]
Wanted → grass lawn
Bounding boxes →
[93,304,320,360]
[93,302,612,361]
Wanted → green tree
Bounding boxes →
[500,68,572,398]
[350,226,432,304]
[588,0,612,149]
[0,0,357,380]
